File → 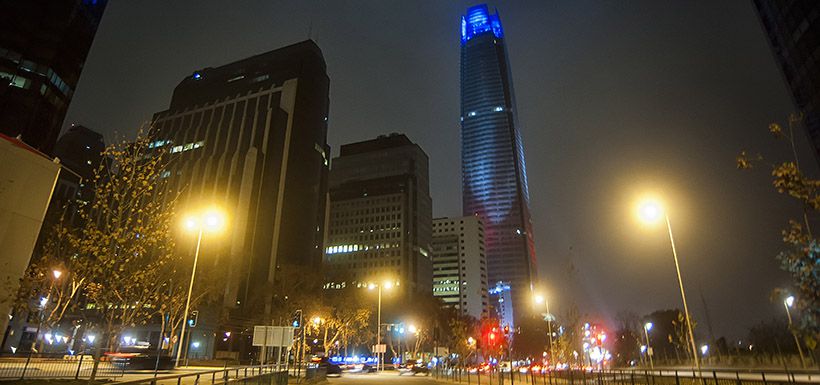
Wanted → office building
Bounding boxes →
[150,40,330,354]
[489,281,514,330]
[0,134,62,350]
[0,0,108,155]
[753,1,820,161]
[325,134,433,296]
[431,215,488,320]
[54,124,105,181]
[460,4,537,319]
[51,124,105,214]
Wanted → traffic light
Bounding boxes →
[187,310,199,327]
[292,311,302,328]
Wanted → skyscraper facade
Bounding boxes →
[753,0,820,162]
[0,0,108,155]
[489,281,514,330]
[432,215,488,319]
[151,40,330,345]
[325,134,433,297]
[460,4,537,321]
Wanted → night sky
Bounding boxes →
[63,0,817,339]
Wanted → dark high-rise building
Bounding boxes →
[50,124,105,218]
[0,0,108,155]
[54,124,105,180]
[151,40,330,353]
[460,4,536,322]
[325,134,433,297]
[753,1,820,161]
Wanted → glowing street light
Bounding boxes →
[52,270,62,280]
[635,197,699,372]
[534,293,555,363]
[783,295,806,368]
[176,206,226,367]
[643,322,654,369]
[312,316,323,325]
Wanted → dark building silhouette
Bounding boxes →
[753,0,820,161]
[48,124,105,224]
[460,4,536,323]
[325,134,433,297]
[54,124,105,181]
[151,40,330,358]
[0,0,108,155]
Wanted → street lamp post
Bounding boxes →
[534,294,555,365]
[368,280,394,371]
[638,199,700,373]
[176,207,225,368]
[21,269,62,380]
[783,296,806,368]
[643,322,654,370]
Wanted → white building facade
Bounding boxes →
[431,215,488,319]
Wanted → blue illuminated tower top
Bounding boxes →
[461,4,504,44]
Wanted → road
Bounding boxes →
[327,372,441,385]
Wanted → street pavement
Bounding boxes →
[327,371,441,385]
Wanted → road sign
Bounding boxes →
[372,344,386,353]
[253,326,295,347]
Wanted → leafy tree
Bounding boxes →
[738,114,820,349]
[671,310,696,358]
[552,304,582,365]
[15,217,87,340]
[612,310,641,366]
[748,317,798,356]
[76,132,182,351]
[643,309,686,363]
[307,288,371,355]
[447,315,478,365]
[612,327,640,366]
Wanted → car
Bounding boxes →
[398,360,430,376]
[106,349,174,370]
[314,357,342,376]
[348,363,377,373]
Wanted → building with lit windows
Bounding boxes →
[150,40,330,357]
[753,1,820,163]
[489,281,514,330]
[325,134,432,297]
[0,0,108,155]
[460,4,537,319]
[432,216,488,320]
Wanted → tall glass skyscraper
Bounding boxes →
[460,4,536,322]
